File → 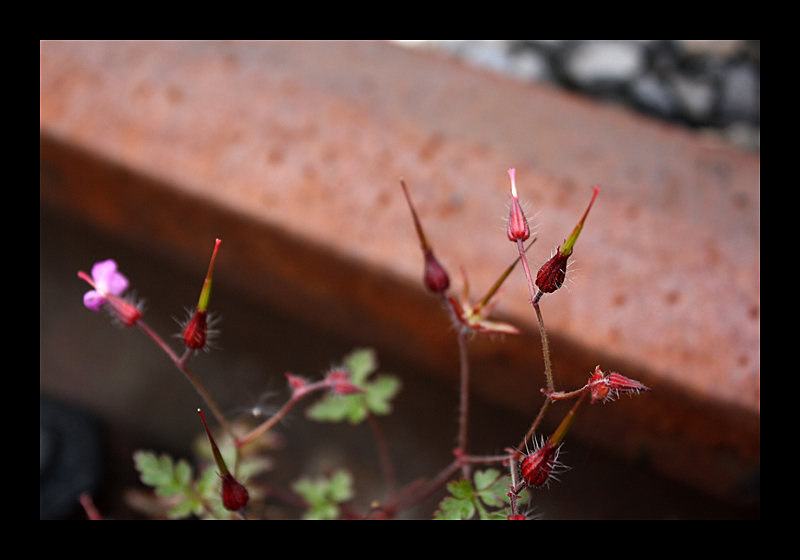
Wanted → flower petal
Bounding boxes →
[91,259,129,296]
[83,290,106,311]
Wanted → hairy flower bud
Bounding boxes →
[286,372,308,393]
[506,168,530,242]
[198,408,249,514]
[220,472,250,512]
[535,248,570,293]
[182,309,208,350]
[181,239,222,351]
[423,248,450,295]
[325,368,365,395]
[400,178,451,296]
[519,438,561,488]
[588,366,652,404]
[535,186,599,294]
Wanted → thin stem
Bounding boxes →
[392,460,461,513]
[136,319,236,439]
[456,330,470,478]
[236,380,328,449]
[533,298,554,393]
[236,394,299,449]
[438,291,472,479]
[515,238,538,302]
[137,319,182,364]
[543,386,589,402]
[514,239,554,392]
[518,397,551,456]
[368,413,397,497]
[387,452,509,515]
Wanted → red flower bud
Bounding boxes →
[506,168,530,242]
[220,472,250,512]
[198,408,249,513]
[423,248,450,295]
[182,309,208,350]
[535,186,599,295]
[286,372,308,393]
[519,438,562,488]
[325,368,365,395]
[535,248,570,293]
[105,294,143,327]
[400,179,451,296]
[588,366,652,404]
[181,239,222,351]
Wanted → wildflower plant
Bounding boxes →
[76,169,650,520]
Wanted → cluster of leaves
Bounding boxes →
[435,469,528,520]
[133,451,231,519]
[133,427,271,520]
[291,470,354,520]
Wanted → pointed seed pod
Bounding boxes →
[182,239,221,350]
[535,186,599,294]
[400,179,451,296]
[198,408,249,513]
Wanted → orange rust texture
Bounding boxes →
[40,40,759,505]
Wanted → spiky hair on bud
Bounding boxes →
[518,435,568,489]
[588,366,652,404]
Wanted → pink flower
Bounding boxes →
[80,259,130,311]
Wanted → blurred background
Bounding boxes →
[41,40,759,519]
[395,40,759,152]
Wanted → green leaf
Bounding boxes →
[133,450,194,499]
[473,468,509,509]
[344,348,378,384]
[133,450,234,520]
[194,463,220,498]
[434,470,516,520]
[365,375,402,415]
[292,469,354,520]
[434,479,476,520]
[167,496,202,519]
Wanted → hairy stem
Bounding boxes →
[137,319,235,439]
[532,297,554,393]
[456,331,471,478]
[516,238,538,302]
[368,413,397,497]
[387,452,509,515]
[515,240,554,392]
[236,380,328,449]
[518,398,551,456]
